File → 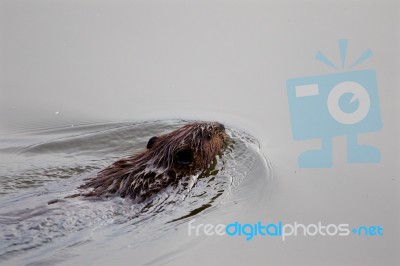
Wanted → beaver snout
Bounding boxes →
[215,122,225,131]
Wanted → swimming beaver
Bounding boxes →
[75,121,227,202]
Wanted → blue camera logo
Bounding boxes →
[286,39,382,168]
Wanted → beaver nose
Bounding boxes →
[215,122,225,131]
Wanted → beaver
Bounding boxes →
[74,121,227,203]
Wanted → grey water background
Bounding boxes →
[0,0,399,265]
[0,120,269,265]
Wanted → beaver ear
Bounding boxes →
[175,148,193,165]
[147,136,158,149]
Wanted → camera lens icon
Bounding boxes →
[327,81,371,125]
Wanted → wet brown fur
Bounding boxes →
[77,122,227,202]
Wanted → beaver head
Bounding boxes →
[143,121,227,176]
[78,121,227,201]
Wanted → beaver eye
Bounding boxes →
[206,133,212,141]
[175,148,193,165]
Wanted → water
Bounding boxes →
[0,120,272,265]
[1,1,399,264]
